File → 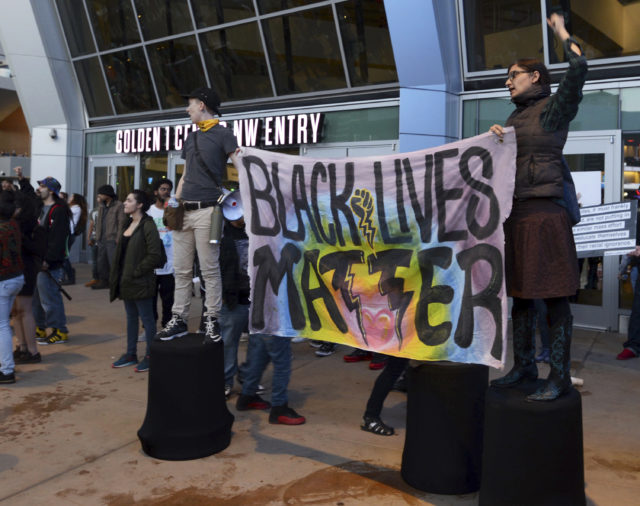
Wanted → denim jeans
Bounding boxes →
[124,297,156,357]
[32,268,68,332]
[220,303,249,387]
[171,207,222,319]
[241,334,292,407]
[0,275,25,375]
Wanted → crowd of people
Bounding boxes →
[2,14,639,438]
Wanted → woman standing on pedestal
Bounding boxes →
[489,12,587,401]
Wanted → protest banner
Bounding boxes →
[234,129,517,367]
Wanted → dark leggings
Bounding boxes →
[512,296,571,327]
[364,356,409,419]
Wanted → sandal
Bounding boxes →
[361,416,395,436]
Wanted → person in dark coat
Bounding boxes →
[109,190,163,373]
[12,166,44,363]
[489,12,588,401]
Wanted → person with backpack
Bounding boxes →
[109,190,163,373]
[33,177,72,345]
[61,193,88,285]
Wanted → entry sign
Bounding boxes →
[573,200,638,258]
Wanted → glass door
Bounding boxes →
[564,130,622,330]
[168,151,184,194]
[88,156,139,208]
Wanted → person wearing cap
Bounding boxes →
[32,176,72,345]
[155,87,238,344]
[93,184,126,290]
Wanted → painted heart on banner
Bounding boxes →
[362,307,396,349]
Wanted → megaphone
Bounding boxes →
[209,188,243,244]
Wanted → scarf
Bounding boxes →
[198,119,219,132]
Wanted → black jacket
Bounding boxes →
[109,215,162,301]
[38,200,71,270]
[220,222,250,310]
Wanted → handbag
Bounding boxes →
[163,200,184,231]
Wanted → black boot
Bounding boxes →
[491,307,538,388]
[527,315,573,402]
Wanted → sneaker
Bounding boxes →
[112,354,138,368]
[343,349,372,362]
[135,355,150,372]
[90,281,109,290]
[197,314,206,334]
[15,351,42,364]
[13,347,27,360]
[315,342,336,357]
[369,355,387,370]
[269,404,306,425]
[616,348,638,360]
[154,314,188,341]
[85,279,99,287]
[202,315,221,344]
[0,371,16,384]
[224,384,232,400]
[35,327,47,342]
[236,394,271,411]
[40,329,68,345]
[291,336,306,343]
[309,340,323,348]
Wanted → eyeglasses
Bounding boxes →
[507,70,530,81]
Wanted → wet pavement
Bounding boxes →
[1,264,639,505]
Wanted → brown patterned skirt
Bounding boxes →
[504,198,579,299]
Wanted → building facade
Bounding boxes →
[0,0,639,331]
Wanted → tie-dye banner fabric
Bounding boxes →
[234,129,517,368]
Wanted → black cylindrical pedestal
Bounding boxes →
[401,362,489,494]
[479,380,585,506]
[137,334,234,460]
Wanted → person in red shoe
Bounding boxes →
[235,333,305,425]
[344,348,372,363]
[618,246,640,360]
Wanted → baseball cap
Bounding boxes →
[37,177,61,196]
[183,87,221,115]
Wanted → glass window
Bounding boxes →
[321,107,399,143]
[547,0,640,63]
[336,0,398,86]
[140,154,168,193]
[262,7,347,94]
[74,58,113,117]
[621,88,640,131]
[477,97,514,133]
[191,0,255,28]
[102,48,158,114]
[86,131,117,155]
[257,0,312,14]
[200,23,272,102]
[86,0,141,51]
[462,100,478,138]
[569,90,619,131]
[462,0,542,72]
[147,36,206,109]
[134,0,193,40]
[55,0,96,56]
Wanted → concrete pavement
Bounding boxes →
[1,264,639,505]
